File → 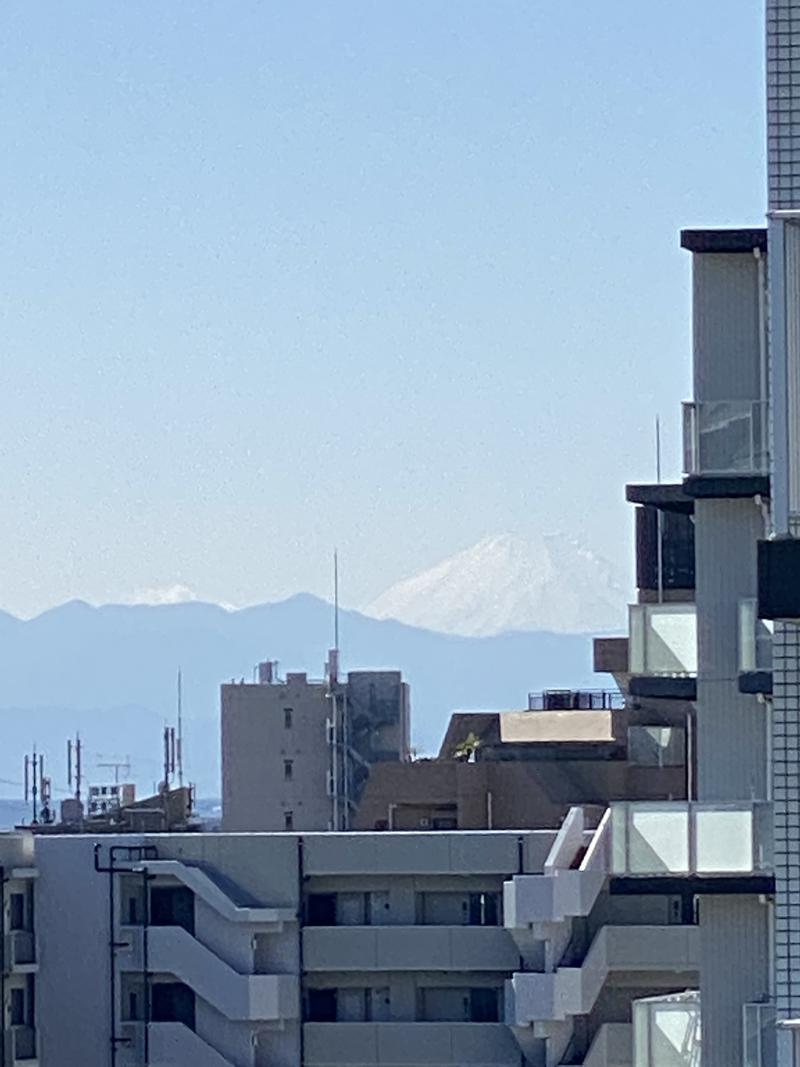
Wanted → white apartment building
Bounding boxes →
[13,822,714,1067]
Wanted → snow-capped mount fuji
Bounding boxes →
[364,534,629,637]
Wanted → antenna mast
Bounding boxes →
[334,548,340,652]
[67,733,83,801]
[177,669,184,789]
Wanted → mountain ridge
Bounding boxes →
[0,594,609,793]
[365,533,629,637]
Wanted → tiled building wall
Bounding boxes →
[772,621,800,1017]
[768,0,800,211]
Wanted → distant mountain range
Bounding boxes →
[0,594,611,797]
[365,533,629,636]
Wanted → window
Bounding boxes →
[284,759,293,781]
[10,988,24,1026]
[284,810,294,831]
[468,892,501,927]
[284,707,293,729]
[306,893,336,926]
[150,887,195,935]
[151,983,195,1029]
[10,893,25,931]
[306,989,337,1022]
[128,991,139,1021]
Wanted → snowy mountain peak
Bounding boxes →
[364,533,629,637]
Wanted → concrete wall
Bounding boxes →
[694,497,767,801]
[35,835,121,1067]
[353,759,685,833]
[692,252,763,403]
[699,895,770,1067]
[222,678,331,832]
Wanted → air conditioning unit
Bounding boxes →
[419,816,431,829]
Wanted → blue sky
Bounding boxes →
[0,1,765,618]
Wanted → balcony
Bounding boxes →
[4,930,36,972]
[302,926,519,972]
[610,801,773,877]
[682,399,768,478]
[743,1002,776,1067]
[632,991,700,1067]
[303,1023,522,1066]
[123,925,299,1021]
[527,690,623,711]
[628,604,696,699]
[739,598,773,693]
[3,1026,37,1063]
[506,926,698,1028]
[120,1022,235,1066]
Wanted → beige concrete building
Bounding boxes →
[353,696,686,833]
[222,660,410,833]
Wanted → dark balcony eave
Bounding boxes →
[629,675,697,701]
[680,228,768,254]
[626,482,694,515]
[683,474,770,500]
[610,874,774,896]
[739,670,773,696]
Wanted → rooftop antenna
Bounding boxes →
[334,548,340,652]
[67,733,83,802]
[23,747,43,824]
[177,669,184,789]
[97,756,131,785]
[655,415,662,484]
[655,415,664,604]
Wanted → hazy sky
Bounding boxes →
[1,1,765,619]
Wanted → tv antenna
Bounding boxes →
[96,756,131,784]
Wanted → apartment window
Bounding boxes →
[10,988,24,1026]
[306,989,337,1022]
[470,988,500,1022]
[284,707,293,729]
[9,893,25,931]
[306,893,336,926]
[284,759,293,781]
[151,983,195,1029]
[284,810,294,831]
[150,887,195,936]
[128,991,140,1021]
[468,892,500,927]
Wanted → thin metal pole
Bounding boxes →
[177,670,184,789]
[334,550,340,652]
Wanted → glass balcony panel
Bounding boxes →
[695,809,753,874]
[739,599,773,672]
[682,400,768,476]
[611,802,772,877]
[628,808,689,875]
[628,604,697,676]
[743,1002,776,1067]
[633,992,701,1067]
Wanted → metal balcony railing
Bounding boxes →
[610,801,773,877]
[628,603,697,677]
[527,689,624,711]
[682,399,769,477]
[739,598,774,673]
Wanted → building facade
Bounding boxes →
[222,662,410,833]
[19,824,706,1067]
